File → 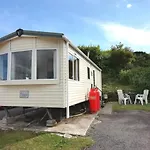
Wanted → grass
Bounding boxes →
[0,130,93,150]
[113,103,150,112]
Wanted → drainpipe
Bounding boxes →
[66,41,70,118]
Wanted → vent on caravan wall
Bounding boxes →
[16,29,24,37]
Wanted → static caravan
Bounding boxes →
[0,29,102,118]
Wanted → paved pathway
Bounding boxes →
[100,102,112,115]
[87,111,150,150]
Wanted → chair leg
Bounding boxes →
[130,99,132,104]
[134,95,138,104]
[134,99,136,104]
[124,100,126,105]
[119,100,121,104]
[141,100,143,105]
[145,99,148,104]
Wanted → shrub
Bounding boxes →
[119,70,131,84]
[119,67,150,91]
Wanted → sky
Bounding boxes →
[0,0,150,52]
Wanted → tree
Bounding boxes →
[120,67,150,91]
[133,51,150,68]
[100,50,111,73]
[109,42,134,74]
[78,45,101,67]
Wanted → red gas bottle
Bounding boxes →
[89,88,98,113]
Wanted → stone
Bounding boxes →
[63,133,72,139]
[55,133,64,137]
[93,120,102,125]
[46,119,57,127]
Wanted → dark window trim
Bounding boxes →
[87,67,90,79]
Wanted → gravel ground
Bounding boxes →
[87,111,150,150]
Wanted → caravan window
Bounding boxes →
[37,49,56,79]
[69,53,73,79]
[74,56,79,81]
[93,70,95,86]
[69,53,80,81]
[87,67,90,79]
[11,51,32,80]
[0,54,8,80]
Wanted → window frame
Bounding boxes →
[73,55,79,81]
[68,53,80,81]
[68,53,74,80]
[93,70,96,86]
[0,53,8,81]
[0,48,58,84]
[11,50,32,80]
[87,67,90,79]
[36,49,57,80]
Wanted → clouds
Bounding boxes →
[99,22,150,46]
[127,4,132,8]
[116,0,132,9]
[83,18,150,50]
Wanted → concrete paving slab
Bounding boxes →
[0,108,99,136]
[24,113,97,136]
[100,102,113,115]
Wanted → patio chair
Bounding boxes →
[117,90,132,105]
[134,89,149,105]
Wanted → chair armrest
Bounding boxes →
[136,94,143,98]
[124,94,131,99]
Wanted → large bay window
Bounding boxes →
[37,49,56,79]
[0,49,57,83]
[11,51,32,80]
[0,54,8,80]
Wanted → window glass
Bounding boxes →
[74,56,77,80]
[74,56,79,81]
[77,59,79,81]
[11,51,32,80]
[37,50,56,79]
[87,67,90,79]
[0,54,8,80]
[69,53,80,81]
[69,53,73,79]
[93,70,95,86]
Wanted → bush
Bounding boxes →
[106,92,118,102]
[119,70,131,84]
[119,67,150,91]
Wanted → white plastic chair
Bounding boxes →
[117,90,132,105]
[134,89,149,105]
